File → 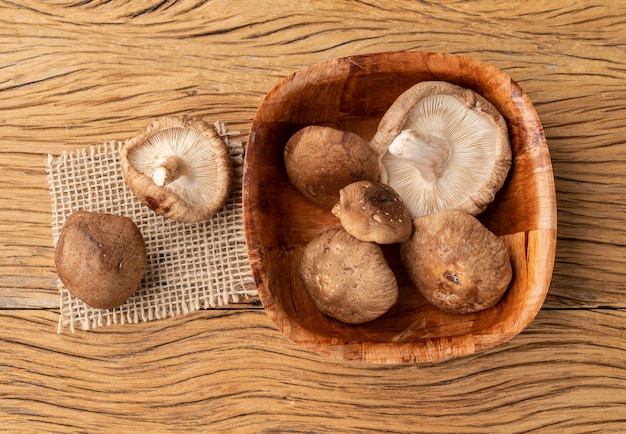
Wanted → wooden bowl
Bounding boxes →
[243,52,557,364]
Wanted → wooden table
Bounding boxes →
[2,1,625,432]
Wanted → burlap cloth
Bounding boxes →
[47,122,257,332]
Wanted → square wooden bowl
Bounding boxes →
[243,52,557,364]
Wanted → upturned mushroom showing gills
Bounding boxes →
[331,180,412,244]
[400,209,512,315]
[284,125,380,210]
[299,228,398,324]
[370,81,512,218]
[121,116,233,223]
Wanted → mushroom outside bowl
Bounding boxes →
[243,51,557,364]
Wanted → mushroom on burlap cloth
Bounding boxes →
[47,121,256,331]
[121,116,234,223]
[55,211,147,309]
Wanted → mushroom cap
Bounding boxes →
[331,180,412,244]
[370,81,512,218]
[284,125,380,210]
[121,116,233,223]
[55,211,147,309]
[400,209,512,314]
[299,228,398,324]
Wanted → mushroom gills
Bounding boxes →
[373,83,511,218]
[122,117,233,223]
[388,130,451,183]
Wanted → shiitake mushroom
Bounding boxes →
[370,81,512,219]
[299,228,398,324]
[284,125,380,210]
[121,116,234,223]
[400,209,512,314]
[55,211,147,309]
[332,180,412,244]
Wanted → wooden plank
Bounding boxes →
[0,308,624,432]
[0,1,625,431]
[2,0,626,309]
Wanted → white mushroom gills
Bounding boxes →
[388,130,451,183]
[382,93,503,217]
[128,126,221,207]
[121,116,235,223]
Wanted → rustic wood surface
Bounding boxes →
[1,0,625,432]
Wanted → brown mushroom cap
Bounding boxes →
[400,209,512,314]
[121,116,233,223]
[370,81,512,218]
[284,125,380,210]
[299,228,398,324]
[331,180,412,244]
[55,211,147,309]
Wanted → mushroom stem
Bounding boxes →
[388,129,451,183]
[152,155,190,186]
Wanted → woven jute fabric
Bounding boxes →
[47,122,257,332]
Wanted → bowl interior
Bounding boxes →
[243,52,556,363]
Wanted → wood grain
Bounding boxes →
[1,308,625,432]
[1,0,625,310]
[1,0,626,430]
